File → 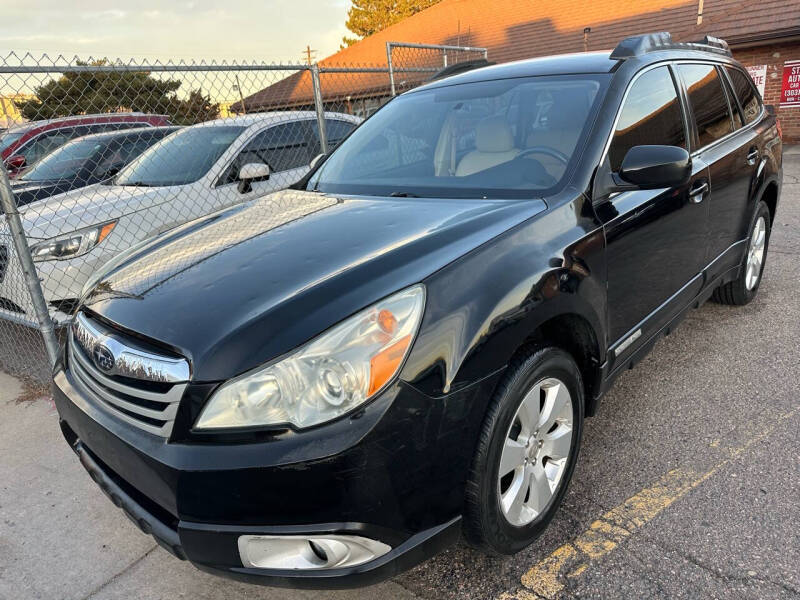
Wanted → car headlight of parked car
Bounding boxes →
[195,284,425,430]
[30,221,117,262]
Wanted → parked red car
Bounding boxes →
[1,113,170,177]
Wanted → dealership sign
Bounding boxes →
[746,65,767,98]
[781,60,800,108]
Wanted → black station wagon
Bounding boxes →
[53,32,782,588]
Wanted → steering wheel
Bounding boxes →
[517,146,570,166]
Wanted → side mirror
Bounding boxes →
[237,162,270,194]
[6,155,25,170]
[309,153,325,170]
[102,164,124,180]
[617,145,691,189]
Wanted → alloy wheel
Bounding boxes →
[745,216,766,291]
[497,377,573,527]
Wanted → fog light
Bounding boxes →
[237,534,391,570]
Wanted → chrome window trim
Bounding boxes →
[672,60,766,158]
[599,59,766,169]
[72,311,190,384]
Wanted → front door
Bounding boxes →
[596,65,709,364]
[214,119,320,209]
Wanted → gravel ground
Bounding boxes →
[1,153,798,600]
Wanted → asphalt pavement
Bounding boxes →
[2,153,798,600]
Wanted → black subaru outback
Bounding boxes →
[53,32,781,588]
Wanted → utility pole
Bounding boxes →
[232,74,246,115]
[303,45,317,66]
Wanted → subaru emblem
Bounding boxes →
[92,344,115,372]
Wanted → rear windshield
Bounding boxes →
[0,131,24,153]
[114,126,244,187]
[308,74,608,199]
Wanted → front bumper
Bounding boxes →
[53,362,502,588]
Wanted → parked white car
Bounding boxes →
[0,112,361,324]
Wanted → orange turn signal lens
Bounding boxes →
[368,334,411,396]
[97,222,117,244]
[377,309,398,334]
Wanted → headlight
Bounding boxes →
[195,285,425,430]
[30,221,117,262]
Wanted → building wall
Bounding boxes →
[733,41,800,143]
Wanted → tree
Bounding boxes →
[342,0,443,47]
[15,61,219,125]
[166,89,220,126]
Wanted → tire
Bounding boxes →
[463,347,584,555]
[712,201,771,306]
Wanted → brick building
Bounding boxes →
[241,0,800,141]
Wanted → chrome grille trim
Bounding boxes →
[68,340,186,437]
[67,312,190,438]
[72,312,190,384]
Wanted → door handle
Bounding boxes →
[689,181,708,203]
[746,148,759,164]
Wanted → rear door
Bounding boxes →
[675,62,757,280]
[598,64,710,361]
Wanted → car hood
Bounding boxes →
[20,183,177,239]
[82,189,547,381]
[11,178,72,206]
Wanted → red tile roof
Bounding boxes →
[240,0,800,111]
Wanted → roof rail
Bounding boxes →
[610,31,732,60]
[428,58,495,82]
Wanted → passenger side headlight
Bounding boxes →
[195,285,425,430]
[30,221,117,262]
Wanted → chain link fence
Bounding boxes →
[0,44,486,384]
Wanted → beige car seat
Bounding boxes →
[455,116,520,176]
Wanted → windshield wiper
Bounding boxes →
[119,181,152,187]
[389,191,419,198]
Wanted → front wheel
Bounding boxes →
[463,347,584,555]
[712,201,771,306]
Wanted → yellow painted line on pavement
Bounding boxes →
[498,406,800,600]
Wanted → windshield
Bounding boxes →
[114,126,244,187]
[309,75,607,199]
[19,137,103,181]
[0,131,24,153]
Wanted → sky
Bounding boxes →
[0,0,351,63]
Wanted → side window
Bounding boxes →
[218,120,316,186]
[726,67,761,125]
[608,66,686,172]
[322,119,356,150]
[678,63,734,148]
[20,130,73,164]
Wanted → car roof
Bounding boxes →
[415,52,619,91]
[414,46,742,92]
[5,113,167,135]
[192,111,361,129]
[64,125,181,145]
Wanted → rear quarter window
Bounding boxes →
[726,67,762,125]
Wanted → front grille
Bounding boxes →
[67,317,188,438]
[0,245,8,283]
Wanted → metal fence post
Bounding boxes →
[310,64,328,154]
[386,42,396,97]
[0,166,59,366]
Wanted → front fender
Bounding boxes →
[401,197,607,399]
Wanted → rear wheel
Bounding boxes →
[463,347,583,554]
[712,201,771,306]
